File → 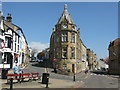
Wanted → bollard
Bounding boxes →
[46,77,49,88]
[73,73,75,81]
[10,78,13,90]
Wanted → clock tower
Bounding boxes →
[55,4,76,31]
[50,4,87,73]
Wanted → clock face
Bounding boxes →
[63,24,67,28]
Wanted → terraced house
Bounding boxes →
[0,11,30,69]
[87,49,97,71]
[0,11,4,66]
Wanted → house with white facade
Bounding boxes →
[3,13,20,68]
[18,28,29,66]
[0,11,5,67]
[0,13,30,69]
[98,59,109,71]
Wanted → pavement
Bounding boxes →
[1,62,119,89]
[1,75,84,89]
[1,65,85,89]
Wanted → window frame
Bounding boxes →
[71,47,75,59]
[61,32,68,42]
[71,33,75,43]
[62,46,67,59]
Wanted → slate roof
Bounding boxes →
[57,4,74,24]
[109,38,120,48]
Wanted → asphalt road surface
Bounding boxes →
[25,62,119,88]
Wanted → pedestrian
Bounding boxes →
[13,64,19,79]
[19,65,25,82]
[13,64,19,74]
[19,65,25,74]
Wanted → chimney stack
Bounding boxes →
[6,13,12,22]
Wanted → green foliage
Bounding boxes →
[65,68,70,72]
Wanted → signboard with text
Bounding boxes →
[0,64,10,68]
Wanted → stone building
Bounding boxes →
[18,28,30,66]
[80,42,87,71]
[108,38,120,75]
[50,4,87,73]
[87,49,97,71]
[42,48,50,60]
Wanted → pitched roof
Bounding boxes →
[109,38,120,48]
[4,20,20,32]
[3,20,28,45]
[114,38,120,46]
[57,4,74,24]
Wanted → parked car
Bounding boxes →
[31,57,37,62]
[38,59,43,63]
[31,59,37,62]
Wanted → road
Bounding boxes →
[25,62,119,88]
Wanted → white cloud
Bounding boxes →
[29,41,49,52]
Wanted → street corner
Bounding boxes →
[72,80,85,88]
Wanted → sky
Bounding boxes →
[2,2,118,59]
[1,0,120,2]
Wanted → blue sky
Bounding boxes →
[2,2,118,59]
